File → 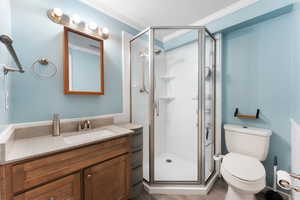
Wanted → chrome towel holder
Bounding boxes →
[31,58,57,78]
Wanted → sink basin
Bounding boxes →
[63,129,116,144]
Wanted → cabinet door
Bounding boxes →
[84,154,130,200]
[14,173,81,200]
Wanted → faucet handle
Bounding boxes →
[86,120,91,129]
[78,121,84,131]
[78,120,91,131]
[84,122,88,130]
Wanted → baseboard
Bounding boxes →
[142,174,218,195]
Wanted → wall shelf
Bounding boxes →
[160,76,175,81]
[159,96,175,101]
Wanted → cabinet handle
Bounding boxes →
[87,174,92,179]
[48,197,55,200]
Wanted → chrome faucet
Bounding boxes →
[52,113,60,136]
[78,120,92,131]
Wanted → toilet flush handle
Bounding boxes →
[213,154,224,161]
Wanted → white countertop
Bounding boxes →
[1,125,133,164]
[116,123,143,130]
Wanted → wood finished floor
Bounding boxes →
[138,179,267,200]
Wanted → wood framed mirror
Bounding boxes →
[64,27,104,95]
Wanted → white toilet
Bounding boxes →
[221,124,272,200]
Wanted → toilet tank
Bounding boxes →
[224,124,272,161]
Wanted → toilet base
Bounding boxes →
[225,186,256,200]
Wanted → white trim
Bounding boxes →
[215,33,222,177]
[79,0,145,31]
[80,0,258,40]
[215,33,222,156]
[113,31,133,123]
[144,174,218,195]
[163,0,258,42]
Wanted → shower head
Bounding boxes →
[0,34,24,73]
[0,35,13,46]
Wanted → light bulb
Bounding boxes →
[88,22,98,31]
[52,8,63,18]
[102,27,109,35]
[71,14,81,25]
[99,27,109,39]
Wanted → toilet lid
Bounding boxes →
[222,153,265,182]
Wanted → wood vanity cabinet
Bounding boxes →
[0,135,132,200]
[84,155,130,200]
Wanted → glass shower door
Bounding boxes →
[153,29,199,182]
[130,31,151,182]
[203,31,216,182]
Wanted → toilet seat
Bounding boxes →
[221,153,266,193]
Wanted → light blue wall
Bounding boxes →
[9,0,139,122]
[222,3,300,185]
[0,0,12,129]
[70,48,100,91]
[291,3,300,123]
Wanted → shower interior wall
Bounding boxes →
[131,29,215,182]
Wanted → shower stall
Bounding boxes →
[130,26,216,192]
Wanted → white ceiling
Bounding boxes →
[80,0,257,40]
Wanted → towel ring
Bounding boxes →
[31,58,57,78]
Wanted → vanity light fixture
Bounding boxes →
[52,8,63,18]
[71,14,81,25]
[102,27,109,35]
[88,22,98,31]
[47,8,110,40]
[99,27,109,39]
[47,8,63,24]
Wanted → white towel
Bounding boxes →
[291,119,300,200]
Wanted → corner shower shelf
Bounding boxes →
[160,76,175,81]
[159,96,175,101]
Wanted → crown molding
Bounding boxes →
[163,0,258,42]
[79,0,145,31]
[79,0,258,42]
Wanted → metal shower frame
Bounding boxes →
[130,26,217,186]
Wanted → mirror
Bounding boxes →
[64,27,104,95]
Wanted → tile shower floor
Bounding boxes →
[139,179,268,200]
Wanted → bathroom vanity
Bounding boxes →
[0,119,143,200]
